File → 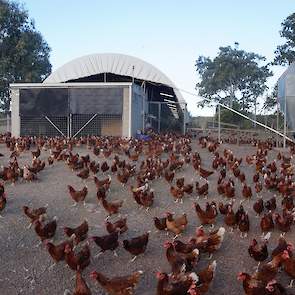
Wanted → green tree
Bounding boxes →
[195,43,272,113]
[262,84,278,112]
[0,0,51,112]
[274,13,295,65]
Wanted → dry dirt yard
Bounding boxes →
[0,138,294,295]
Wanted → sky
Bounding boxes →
[23,0,295,116]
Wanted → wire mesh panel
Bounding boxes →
[147,102,185,134]
[20,116,67,137]
[71,114,122,137]
[160,103,184,133]
[0,116,11,134]
[147,102,160,131]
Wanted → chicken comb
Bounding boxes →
[163,241,172,248]
[282,250,290,259]
[89,271,98,278]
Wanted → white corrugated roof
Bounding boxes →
[44,53,185,104]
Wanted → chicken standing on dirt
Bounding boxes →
[105,218,128,234]
[34,216,57,242]
[165,212,188,238]
[64,243,91,271]
[23,205,47,227]
[123,232,150,262]
[224,204,236,232]
[170,185,184,203]
[253,251,289,283]
[90,231,119,257]
[64,220,89,245]
[64,270,92,295]
[90,270,143,295]
[156,271,198,295]
[164,241,199,274]
[67,185,88,206]
[197,260,217,286]
[281,250,295,288]
[46,239,74,267]
[193,202,218,227]
[260,212,274,236]
[101,198,123,219]
[192,226,226,259]
[77,168,89,180]
[154,216,167,232]
[248,233,271,270]
[239,212,250,238]
[23,166,37,181]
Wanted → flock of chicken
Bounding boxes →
[1,133,295,294]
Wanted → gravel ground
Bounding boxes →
[0,138,294,295]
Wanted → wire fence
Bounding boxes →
[19,114,123,137]
[188,103,294,147]
[146,101,186,134]
[0,115,11,134]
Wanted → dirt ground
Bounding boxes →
[0,138,294,295]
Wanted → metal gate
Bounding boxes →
[20,114,122,137]
[70,114,122,138]
[20,116,68,137]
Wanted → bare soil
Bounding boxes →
[0,139,294,295]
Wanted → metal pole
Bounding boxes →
[183,104,187,135]
[283,94,287,148]
[158,103,161,133]
[283,78,287,148]
[254,99,257,128]
[67,114,70,138]
[69,113,72,138]
[142,82,146,132]
[6,113,9,132]
[276,104,279,147]
[218,104,221,142]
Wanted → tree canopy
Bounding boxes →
[274,13,295,66]
[0,0,51,112]
[262,84,278,112]
[195,44,272,112]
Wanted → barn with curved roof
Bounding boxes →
[10,53,186,137]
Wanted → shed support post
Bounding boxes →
[6,113,9,132]
[218,104,221,142]
[69,114,72,138]
[276,106,279,148]
[158,103,161,133]
[283,95,287,148]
